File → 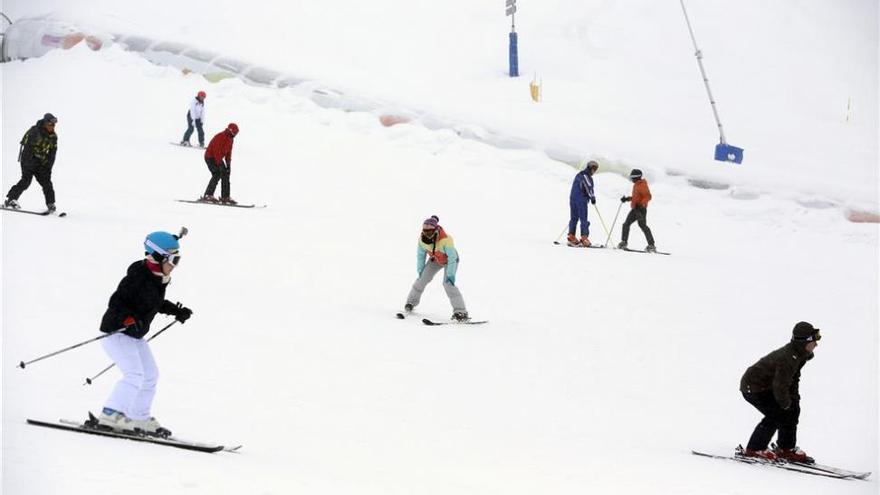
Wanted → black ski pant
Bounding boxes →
[7,162,55,205]
[621,206,655,245]
[742,390,800,451]
[204,157,230,199]
[183,112,204,146]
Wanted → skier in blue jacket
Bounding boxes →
[567,160,598,247]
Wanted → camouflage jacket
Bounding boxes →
[19,120,58,167]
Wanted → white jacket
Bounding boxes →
[188,98,206,122]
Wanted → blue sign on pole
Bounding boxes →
[509,31,519,77]
[507,0,518,77]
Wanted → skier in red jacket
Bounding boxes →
[201,123,239,205]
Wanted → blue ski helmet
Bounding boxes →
[629,169,643,181]
[144,231,180,257]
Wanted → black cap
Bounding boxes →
[791,321,821,342]
[43,113,58,124]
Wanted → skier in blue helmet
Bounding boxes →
[95,228,193,437]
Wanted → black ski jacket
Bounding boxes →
[740,341,814,409]
[100,260,178,339]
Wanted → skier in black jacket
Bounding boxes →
[96,230,193,437]
[4,113,60,212]
[739,321,820,463]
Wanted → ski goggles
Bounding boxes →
[793,329,821,342]
[165,252,182,267]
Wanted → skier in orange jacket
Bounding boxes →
[617,169,657,252]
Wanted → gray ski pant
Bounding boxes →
[406,261,466,313]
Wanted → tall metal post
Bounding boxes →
[506,0,519,77]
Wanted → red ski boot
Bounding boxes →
[742,448,778,461]
[775,446,814,464]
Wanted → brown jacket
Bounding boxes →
[740,342,813,409]
[630,179,651,208]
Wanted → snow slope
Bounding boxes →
[3,0,879,208]
[1,4,878,495]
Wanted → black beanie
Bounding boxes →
[791,321,821,342]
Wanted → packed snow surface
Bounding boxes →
[1,1,878,494]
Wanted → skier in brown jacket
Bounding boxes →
[739,322,820,463]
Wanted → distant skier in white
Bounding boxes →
[180,90,207,147]
[95,231,193,437]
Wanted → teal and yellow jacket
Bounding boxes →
[417,227,459,277]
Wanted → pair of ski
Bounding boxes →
[175,199,266,209]
[553,241,671,255]
[1,206,67,217]
[170,142,205,149]
[396,311,487,326]
[692,446,870,480]
[27,413,241,454]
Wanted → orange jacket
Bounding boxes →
[630,179,651,208]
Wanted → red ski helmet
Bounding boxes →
[197,90,206,99]
[227,123,239,136]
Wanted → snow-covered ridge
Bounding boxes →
[3,12,877,223]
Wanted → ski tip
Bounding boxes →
[58,212,67,217]
[552,241,561,245]
[395,313,405,319]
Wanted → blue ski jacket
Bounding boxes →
[570,170,595,203]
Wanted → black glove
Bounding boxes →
[174,302,193,324]
[620,196,631,203]
[590,197,596,205]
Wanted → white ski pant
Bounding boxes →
[406,261,467,313]
[101,333,158,421]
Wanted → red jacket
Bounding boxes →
[204,130,234,166]
[630,179,652,208]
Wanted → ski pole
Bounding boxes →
[18,327,127,369]
[83,320,178,385]
[552,224,569,245]
[593,203,610,239]
[603,201,624,248]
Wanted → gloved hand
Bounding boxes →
[174,302,193,324]
[590,197,596,205]
[620,196,631,203]
[445,275,456,285]
[122,316,141,333]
